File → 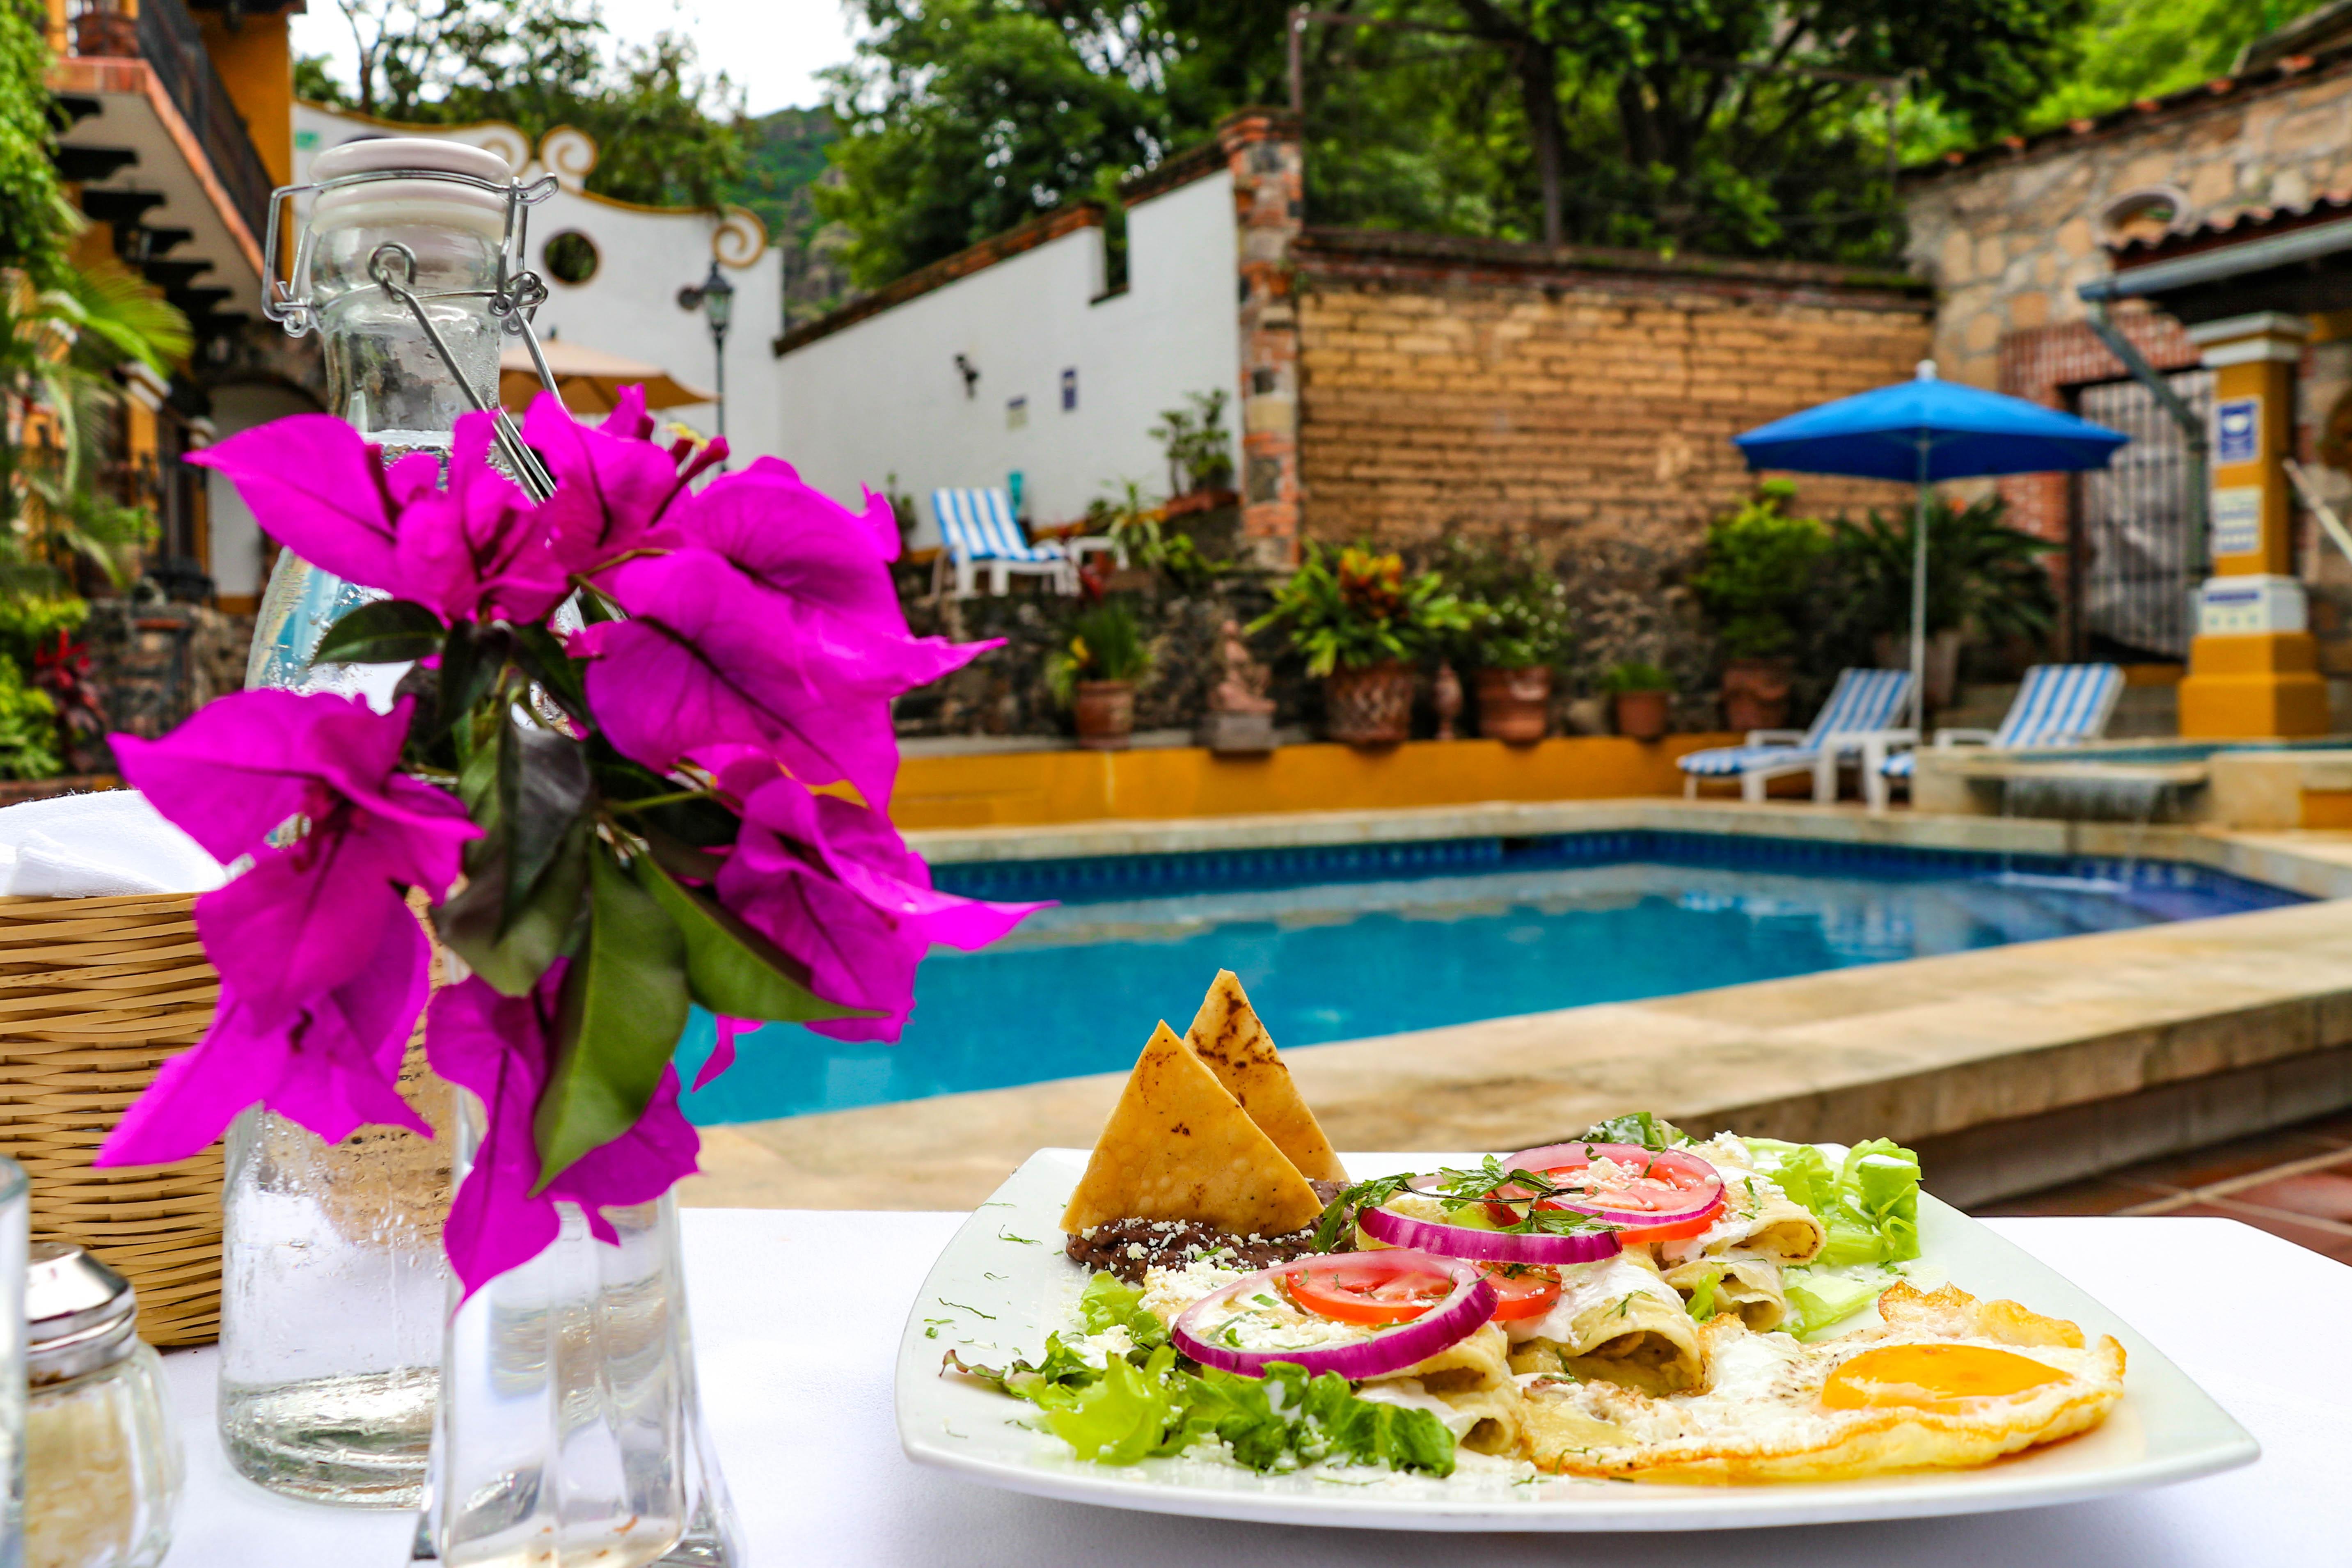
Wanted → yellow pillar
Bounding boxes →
[2177,312,2329,738]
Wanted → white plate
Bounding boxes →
[894,1149,2258,1532]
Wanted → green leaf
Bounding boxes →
[498,716,591,927]
[434,815,589,996]
[508,620,591,727]
[533,844,690,1189]
[630,851,876,1025]
[313,598,444,664]
[438,623,506,748]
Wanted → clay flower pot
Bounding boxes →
[1720,657,1792,732]
[1475,666,1553,744]
[1073,680,1136,750]
[1323,661,1414,746]
[1614,689,1670,741]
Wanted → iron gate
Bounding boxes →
[2070,369,2215,662]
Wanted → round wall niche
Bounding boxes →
[543,230,600,285]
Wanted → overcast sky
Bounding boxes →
[291,0,863,118]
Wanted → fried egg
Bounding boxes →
[1518,1281,2126,1483]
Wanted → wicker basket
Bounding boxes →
[0,892,224,1346]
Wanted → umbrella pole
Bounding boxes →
[1911,440,1930,736]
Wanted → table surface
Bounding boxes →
[157,1210,2341,1566]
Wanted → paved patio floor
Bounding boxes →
[1973,1108,2352,1264]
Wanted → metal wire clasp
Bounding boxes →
[260,166,563,500]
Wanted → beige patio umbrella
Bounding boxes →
[498,339,715,416]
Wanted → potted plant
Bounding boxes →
[1049,598,1154,749]
[1150,390,1237,514]
[1441,538,1572,743]
[1601,661,1675,740]
[1689,480,1829,731]
[1828,494,2059,710]
[1250,544,1465,746]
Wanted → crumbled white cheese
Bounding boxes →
[1138,1258,1247,1325]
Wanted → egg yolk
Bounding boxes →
[1820,1344,2068,1411]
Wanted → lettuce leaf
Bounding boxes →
[949,1273,1457,1476]
[1580,1112,1691,1150]
[1782,1263,1904,1340]
[1743,1136,1920,1267]
[1078,1271,1169,1351]
[1816,1140,1921,1267]
[1739,1138,1835,1215]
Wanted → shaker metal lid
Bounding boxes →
[26,1241,135,1349]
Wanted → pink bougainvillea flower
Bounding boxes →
[664,456,905,634]
[389,410,569,623]
[97,885,431,1166]
[696,1015,756,1092]
[427,966,701,1300]
[572,547,981,806]
[525,388,724,573]
[188,414,436,597]
[713,765,1041,1042]
[112,691,476,1027]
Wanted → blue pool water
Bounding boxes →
[673,831,2306,1126]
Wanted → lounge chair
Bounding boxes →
[930,487,1122,598]
[1864,662,2124,811]
[1679,667,1915,803]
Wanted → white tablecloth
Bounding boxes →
[158,1211,2341,1566]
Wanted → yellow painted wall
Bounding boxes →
[888,734,1741,830]
[197,13,293,185]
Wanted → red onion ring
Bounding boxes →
[1170,1250,1498,1380]
[1358,1197,1622,1265]
[1499,1141,1725,1228]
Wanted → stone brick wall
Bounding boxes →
[1289,231,1934,551]
[1904,49,2352,389]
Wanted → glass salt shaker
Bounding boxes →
[21,1245,179,1568]
[0,1157,28,1568]
[220,136,562,1508]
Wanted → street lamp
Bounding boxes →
[676,259,735,442]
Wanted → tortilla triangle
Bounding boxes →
[1060,1021,1325,1236]
[1184,970,1349,1183]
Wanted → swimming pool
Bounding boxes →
[673,830,2306,1126]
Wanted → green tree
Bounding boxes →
[310,0,744,207]
[2026,0,2336,128]
[822,0,2089,283]
[0,0,69,280]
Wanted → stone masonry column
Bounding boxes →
[1220,111,1304,569]
[2178,311,2329,738]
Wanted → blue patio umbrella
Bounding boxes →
[1732,361,2130,733]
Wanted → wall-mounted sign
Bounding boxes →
[1061,367,1078,411]
[2211,484,2263,558]
[2215,397,2260,467]
[1007,395,1028,430]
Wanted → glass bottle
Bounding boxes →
[221,136,518,1507]
[22,1244,179,1568]
[412,1099,740,1567]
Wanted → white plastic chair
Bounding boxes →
[1679,667,1916,803]
[929,488,1122,598]
[1864,663,2125,811]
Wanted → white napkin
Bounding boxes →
[0,790,227,897]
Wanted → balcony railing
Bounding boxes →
[62,0,275,248]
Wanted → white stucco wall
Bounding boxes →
[773,172,1241,547]
[289,105,783,464]
[206,381,320,598]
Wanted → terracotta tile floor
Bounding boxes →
[1972,1112,2352,1264]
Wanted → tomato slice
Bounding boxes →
[1284,1256,1461,1325]
[1482,1143,1725,1243]
[1482,1267,1561,1322]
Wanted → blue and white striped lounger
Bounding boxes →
[1679,666,1915,803]
[1868,663,2124,809]
[931,488,1074,597]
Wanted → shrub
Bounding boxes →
[1438,537,1571,670]
[1600,660,1675,694]
[1250,543,1468,677]
[1689,480,1831,660]
[1047,598,1154,706]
